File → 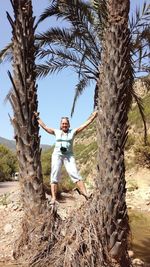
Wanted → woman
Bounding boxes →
[35,111,97,203]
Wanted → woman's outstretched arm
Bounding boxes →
[34,112,55,135]
[75,110,98,135]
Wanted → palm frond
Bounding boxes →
[71,77,90,116]
[36,61,68,77]
[36,0,58,25]
[36,0,149,131]
[37,46,97,79]
[132,91,147,145]
[36,28,73,47]
[38,43,98,76]
[37,0,94,26]
[36,26,101,68]
[130,2,150,75]
[0,43,13,63]
[63,0,94,25]
[37,0,102,58]
[129,1,150,34]
[92,0,107,31]
[4,88,13,104]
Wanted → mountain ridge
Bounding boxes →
[0,136,50,151]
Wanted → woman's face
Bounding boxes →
[60,118,70,132]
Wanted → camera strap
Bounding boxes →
[61,131,68,148]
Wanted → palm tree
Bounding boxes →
[36,0,149,142]
[37,0,150,82]
[96,0,133,264]
[1,1,149,141]
[31,0,133,266]
[7,0,61,261]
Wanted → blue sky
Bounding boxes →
[0,0,148,145]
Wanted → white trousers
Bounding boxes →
[50,153,82,183]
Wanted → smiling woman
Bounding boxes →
[34,110,97,203]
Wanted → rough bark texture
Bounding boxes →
[96,0,133,266]
[9,0,44,212]
[8,0,61,263]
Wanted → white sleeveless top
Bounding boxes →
[53,129,76,155]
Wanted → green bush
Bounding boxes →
[41,147,53,180]
[0,144,18,181]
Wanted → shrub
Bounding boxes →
[134,145,150,168]
[0,145,18,181]
[41,147,53,180]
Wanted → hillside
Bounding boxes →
[0,136,50,151]
[73,79,150,186]
[41,78,150,189]
[0,136,16,151]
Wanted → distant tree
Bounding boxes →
[41,148,52,180]
[0,144,17,181]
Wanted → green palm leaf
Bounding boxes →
[71,77,91,116]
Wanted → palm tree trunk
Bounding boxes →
[8,0,61,262]
[8,0,45,212]
[96,0,133,266]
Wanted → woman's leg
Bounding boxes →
[76,180,88,197]
[51,183,58,203]
[50,154,63,202]
[64,156,88,197]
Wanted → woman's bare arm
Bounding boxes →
[75,111,98,135]
[34,112,55,135]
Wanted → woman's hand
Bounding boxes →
[93,110,98,117]
[33,111,40,120]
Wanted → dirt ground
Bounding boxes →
[0,167,150,266]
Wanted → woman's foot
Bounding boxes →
[50,197,57,204]
[73,187,91,200]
